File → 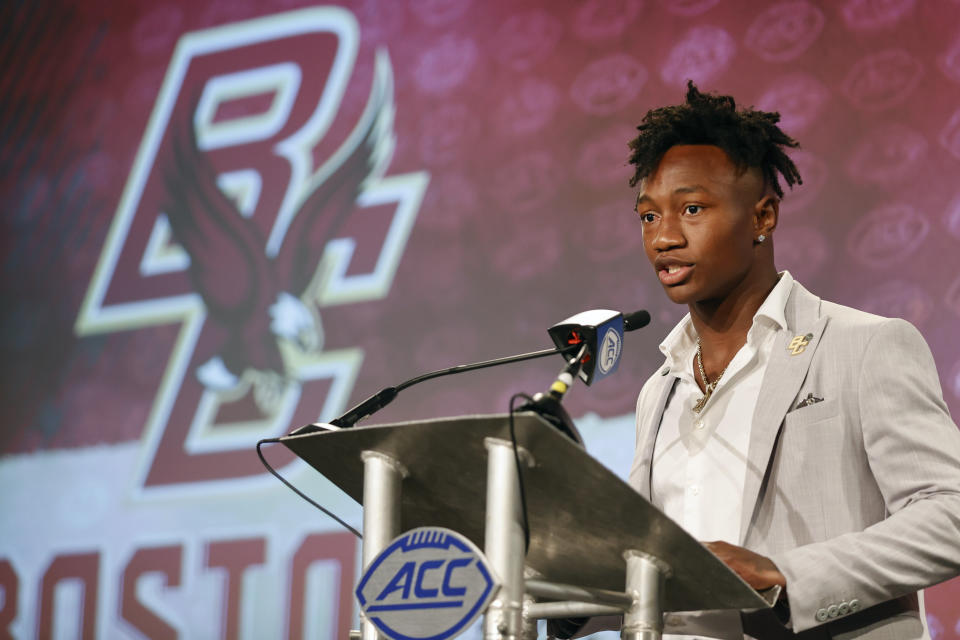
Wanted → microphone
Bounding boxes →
[520,309,651,444]
[547,309,650,385]
[624,309,653,331]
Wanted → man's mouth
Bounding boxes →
[658,264,693,285]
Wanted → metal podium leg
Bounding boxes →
[483,438,532,640]
[621,551,669,640]
[360,451,406,640]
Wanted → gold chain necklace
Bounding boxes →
[693,337,729,414]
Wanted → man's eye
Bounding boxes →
[684,205,702,215]
[639,212,657,223]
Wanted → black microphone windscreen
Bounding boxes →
[623,310,651,331]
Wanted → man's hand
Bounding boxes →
[703,540,787,591]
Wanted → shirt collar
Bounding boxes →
[754,270,792,332]
[658,271,794,372]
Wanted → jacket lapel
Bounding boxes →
[633,371,677,500]
[739,284,828,543]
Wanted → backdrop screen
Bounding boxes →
[2,0,960,638]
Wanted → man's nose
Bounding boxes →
[651,214,684,251]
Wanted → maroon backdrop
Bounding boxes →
[2,0,959,637]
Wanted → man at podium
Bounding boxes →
[564,83,960,639]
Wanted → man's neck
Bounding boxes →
[688,268,780,368]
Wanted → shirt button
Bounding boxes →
[849,599,861,612]
[695,419,705,430]
[815,608,828,622]
[827,604,839,618]
[689,485,700,496]
[838,602,850,615]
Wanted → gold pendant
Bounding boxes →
[693,392,710,413]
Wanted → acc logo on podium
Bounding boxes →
[356,527,499,640]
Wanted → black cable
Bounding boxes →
[509,392,534,553]
[256,437,362,539]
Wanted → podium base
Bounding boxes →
[621,551,670,640]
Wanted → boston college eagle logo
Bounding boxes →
[159,70,384,413]
[75,7,428,493]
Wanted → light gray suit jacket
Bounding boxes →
[628,280,960,639]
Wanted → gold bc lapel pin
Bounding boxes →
[788,333,814,356]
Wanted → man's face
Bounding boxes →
[635,144,768,306]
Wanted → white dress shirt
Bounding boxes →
[651,272,793,640]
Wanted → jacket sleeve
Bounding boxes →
[770,318,960,632]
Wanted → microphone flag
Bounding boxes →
[547,309,624,385]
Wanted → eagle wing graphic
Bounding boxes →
[276,49,397,297]
[161,109,285,377]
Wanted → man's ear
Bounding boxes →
[755,195,779,236]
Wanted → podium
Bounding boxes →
[282,413,775,639]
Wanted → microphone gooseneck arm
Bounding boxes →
[290,343,582,434]
[546,342,589,402]
[517,342,589,444]
[395,345,580,393]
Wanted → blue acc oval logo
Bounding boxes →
[356,527,498,640]
[597,326,622,375]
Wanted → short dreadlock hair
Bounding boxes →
[627,81,802,198]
